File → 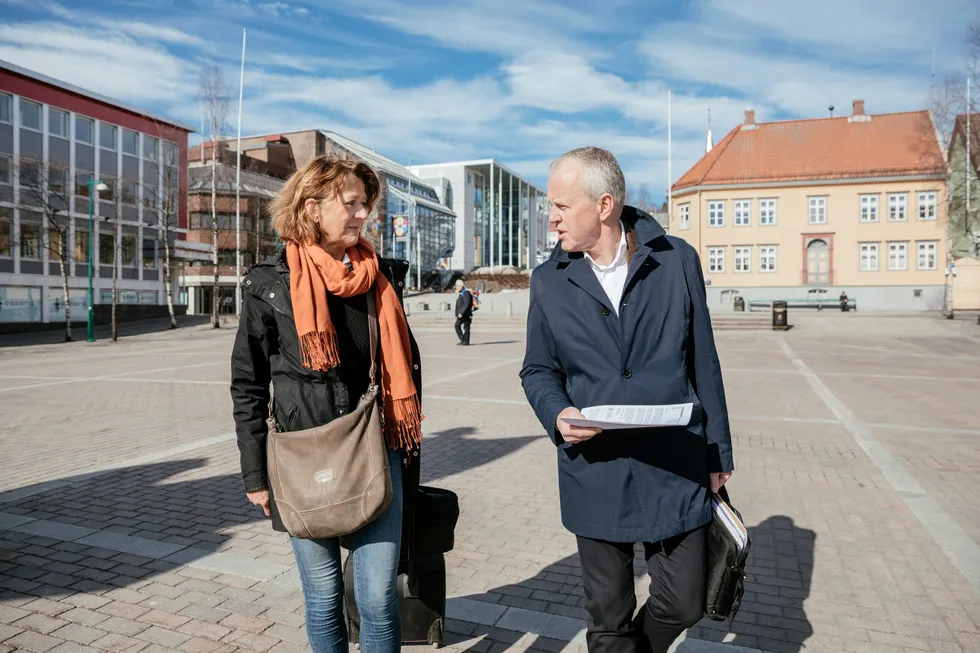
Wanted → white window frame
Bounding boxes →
[678,203,690,230]
[708,201,725,227]
[808,196,827,224]
[708,247,725,273]
[888,193,908,222]
[888,242,908,271]
[733,246,752,272]
[917,241,938,271]
[122,129,139,156]
[758,246,777,272]
[860,194,879,222]
[860,243,879,271]
[75,115,94,145]
[758,198,777,226]
[0,92,12,124]
[733,200,751,226]
[19,98,42,132]
[917,192,938,221]
[49,107,69,138]
[100,122,118,151]
[143,134,159,161]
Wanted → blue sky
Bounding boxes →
[0,0,976,199]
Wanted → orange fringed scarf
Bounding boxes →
[286,238,423,451]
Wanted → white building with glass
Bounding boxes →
[408,160,548,273]
[0,61,194,327]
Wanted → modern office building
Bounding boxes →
[670,101,950,310]
[0,60,195,326]
[229,130,456,289]
[408,160,548,273]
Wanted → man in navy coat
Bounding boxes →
[520,147,734,653]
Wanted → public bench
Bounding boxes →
[748,298,857,312]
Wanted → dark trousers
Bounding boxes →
[455,317,471,344]
[576,525,708,653]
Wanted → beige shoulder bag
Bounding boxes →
[265,290,393,539]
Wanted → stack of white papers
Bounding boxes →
[711,494,748,553]
[561,403,694,430]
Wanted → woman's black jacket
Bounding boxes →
[230,249,422,532]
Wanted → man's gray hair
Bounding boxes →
[550,146,626,206]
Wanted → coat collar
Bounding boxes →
[548,205,667,264]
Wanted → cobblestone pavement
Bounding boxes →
[1,311,979,653]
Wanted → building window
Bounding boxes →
[759,199,776,226]
[0,155,10,185]
[859,195,878,222]
[122,181,139,205]
[143,185,158,210]
[143,239,156,268]
[49,108,69,138]
[123,129,139,156]
[888,193,908,221]
[708,247,725,273]
[0,209,10,256]
[121,236,137,266]
[19,99,41,131]
[76,116,94,144]
[20,223,40,259]
[733,200,751,226]
[163,140,178,164]
[0,93,11,123]
[99,233,115,265]
[74,230,89,263]
[678,203,690,230]
[808,196,827,224]
[918,192,937,220]
[860,243,879,271]
[49,166,69,194]
[759,246,777,272]
[19,160,41,187]
[100,123,117,150]
[888,242,908,271]
[734,246,751,272]
[143,135,159,161]
[708,201,725,227]
[76,172,92,198]
[917,241,938,270]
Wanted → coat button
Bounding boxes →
[269,292,275,299]
[413,364,419,370]
[398,281,403,287]
[245,279,251,285]
[622,369,632,378]
[602,307,610,316]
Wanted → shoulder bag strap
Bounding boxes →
[365,286,379,391]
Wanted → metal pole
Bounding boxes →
[508,174,514,267]
[498,171,503,269]
[489,163,494,270]
[667,89,672,221]
[235,28,246,316]
[86,178,95,342]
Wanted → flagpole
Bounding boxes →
[235,28,246,316]
[667,89,672,222]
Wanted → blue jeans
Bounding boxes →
[290,449,403,653]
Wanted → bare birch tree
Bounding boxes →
[142,124,182,329]
[200,65,230,329]
[16,157,75,341]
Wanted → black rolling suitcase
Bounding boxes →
[343,552,447,648]
[342,452,459,649]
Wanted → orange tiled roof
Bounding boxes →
[673,110,946,192]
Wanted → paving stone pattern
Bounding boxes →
[1,313,979,653]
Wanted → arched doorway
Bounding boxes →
[806,239,830,285]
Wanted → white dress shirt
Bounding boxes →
[584,223,629,315]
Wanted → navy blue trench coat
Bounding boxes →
[520,206,734,544]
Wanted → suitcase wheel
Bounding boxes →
[428,619,443,648]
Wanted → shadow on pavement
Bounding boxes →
[451,515,815,653]
[419,426,539,485]
[0,315,215,349]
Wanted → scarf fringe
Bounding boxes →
[298,330,341,372]
[384,394,424,451]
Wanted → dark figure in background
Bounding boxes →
[454,280,473,346]
[839,291,849,312]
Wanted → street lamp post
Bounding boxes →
[87,178,110,342]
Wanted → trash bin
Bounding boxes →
[733,296,745,312]
[772,300,788,331]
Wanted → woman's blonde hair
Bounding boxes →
[270,155,382,244]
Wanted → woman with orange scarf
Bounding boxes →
[230,156,423,653]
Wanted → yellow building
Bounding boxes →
[670,101,949,310]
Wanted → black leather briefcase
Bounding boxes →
[705,485,750,622]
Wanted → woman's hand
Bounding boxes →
[247,490,271,517]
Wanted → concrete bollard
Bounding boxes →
[507,302,513,317]
[489,301,494,311]
[417,302,429,311]
[405,303,411,317]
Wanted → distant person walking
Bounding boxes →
[520,147,734,653]
[454,280,474,346]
